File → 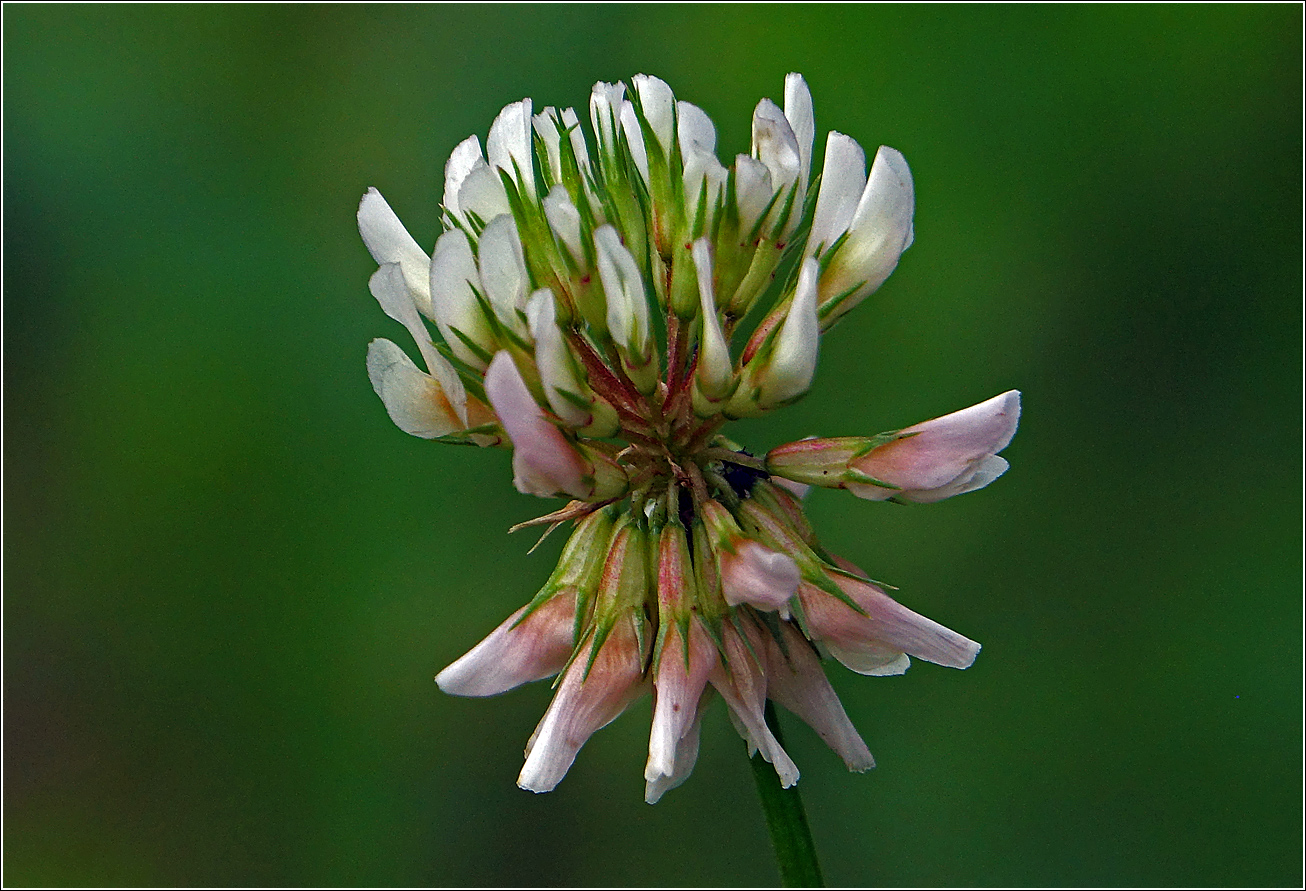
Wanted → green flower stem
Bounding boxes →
[750,700,825,887]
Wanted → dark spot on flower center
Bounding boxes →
[721,453,770,500]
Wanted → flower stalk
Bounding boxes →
[751,701,824,888]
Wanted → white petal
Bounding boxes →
[477,214,530,333]
[632,73,676,157]
[806,132,866,257]
[455,162,512,227]
[560,107,590,171]
[825,641,912,677]
[783,73,815,196]
[429,228,493,370]
[752,99,801,197]
[358,188,433,317]
[683,144,728,219]
[676,101,717,155]
[759,257,819,406]
[822,145,914,311]
[542,185,584,263]
[645,693,710,805]
[442,136,485,222]
[366,339,462,438]
[487,98,535,200]
[619,101,650,185]
[901,456,1010,504]
[734,154,774,235]
[532,107,565,184]
[590,81,627,159]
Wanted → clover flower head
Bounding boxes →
[358,73,1021,802]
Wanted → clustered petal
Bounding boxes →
[358,73,1021,801]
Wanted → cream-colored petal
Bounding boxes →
[369,264,467,423]
[366,339,462,438]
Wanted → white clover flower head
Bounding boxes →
[358,73,1021,801]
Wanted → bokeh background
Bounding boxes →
[5,4,1301,887]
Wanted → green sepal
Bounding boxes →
[431,423,503,447]
[849,429,919,458]
[553,384,593,412]
[845,468,902,490]
[443,326,496,370]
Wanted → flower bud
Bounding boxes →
[767,391,1021,503]
[690,239,737,414]
[798,572,980,672]
[700,501,800,616]
[484,351,590,499]
[594,225,658,393]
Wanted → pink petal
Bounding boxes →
[801,576,981,670]
[849,390,1020,501]
[646,619,715,784]
[764,622,874,772]
[709,621,800,788]
[435,595,577,697]
[483,352,590,499]
[518,617,649,793]
[720,541,801,615]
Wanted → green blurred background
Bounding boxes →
[5,4,1301,886]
